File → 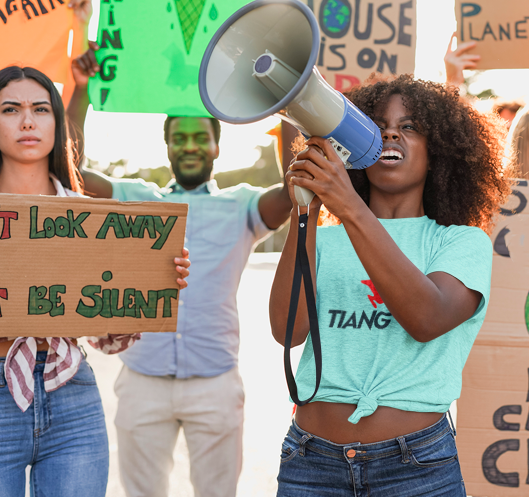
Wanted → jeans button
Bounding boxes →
[347,449,356,458]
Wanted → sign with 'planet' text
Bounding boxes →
[301,0,416,93]
[0,194,188,338]
[455,0,529,70]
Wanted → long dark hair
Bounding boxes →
[0,66,82,193]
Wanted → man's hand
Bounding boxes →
[174,248,191,289]
[444,32,480,87]
[71,41,100,89]
[68,0,93,25]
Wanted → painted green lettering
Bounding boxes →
[138,216,156,240]
[118,214,144,238]
[49,285,66,317]
[135,290,158,318]
[76,285,103,318]
[96,213,125,239]
[67,210,89,238]
[101,289,112,318]
[123,288,136,317]
[111,289,125,317]
[29,206,45,239]
[152,216,178,250]
[28,286,52,315]
[44,217,55,238]
[157,289,178,317]
[54,216,69,237]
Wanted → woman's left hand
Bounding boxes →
[174,247,190,289]
[288,137,360,219]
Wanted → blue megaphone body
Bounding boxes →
[199,0,382,205]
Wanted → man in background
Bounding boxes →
[68,46,295,497]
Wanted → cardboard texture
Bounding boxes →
[455,0,529,70]
[0,194,188,338]
[458,180,529,496]
[301,0,416,92]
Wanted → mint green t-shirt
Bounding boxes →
[294,216,492,424]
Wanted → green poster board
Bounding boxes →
[88,0,251,115]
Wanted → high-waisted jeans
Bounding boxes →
[0,351,109,497]
[277,413,466,496]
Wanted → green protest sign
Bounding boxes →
[88,0,251,115]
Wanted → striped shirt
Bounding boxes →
[0,175,140,411]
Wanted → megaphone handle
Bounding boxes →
[294,185,315,207]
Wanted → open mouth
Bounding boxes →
[379,149,404,164]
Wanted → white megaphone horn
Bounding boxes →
[199,0,383,206]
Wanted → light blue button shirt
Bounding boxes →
[110,177,271,378]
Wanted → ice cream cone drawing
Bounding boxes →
[175,0,206,54]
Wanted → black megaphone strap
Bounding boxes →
[284,211,322,406]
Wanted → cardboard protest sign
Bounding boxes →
[0,194,187,338]
[458,180,529,496]
[88,0,250,115]
[0,0,79,88]
[455,0,529,70]
[300,0,416,93]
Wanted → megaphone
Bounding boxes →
[199,0,382,206]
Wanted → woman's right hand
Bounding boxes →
[71,41,100,89]
[285,144,324,214]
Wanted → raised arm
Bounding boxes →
[285,137,482,343]
[67,42,113,199]
[444,32,480,87]
[257,122,296,229]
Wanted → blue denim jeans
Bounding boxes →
[0,351,109,497]
[277,413,466,497]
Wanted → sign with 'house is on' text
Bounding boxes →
[0,194,188,338]
[301,0,417,93]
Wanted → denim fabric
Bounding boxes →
[0,351,109,497]
[277,414,466,497]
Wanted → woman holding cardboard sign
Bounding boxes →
[0,66,190,497]
[270,75,512,496]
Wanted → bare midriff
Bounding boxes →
[295,402,444,444]
[0,338,77,358]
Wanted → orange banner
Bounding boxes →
[0,1,77,94]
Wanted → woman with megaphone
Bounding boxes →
[270,74,512,496]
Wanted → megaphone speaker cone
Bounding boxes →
[199,0,382,205]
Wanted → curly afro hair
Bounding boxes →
[321,74,512,234]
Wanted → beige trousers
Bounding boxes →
[114,365,244,497]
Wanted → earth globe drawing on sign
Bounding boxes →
[320,0,352,38]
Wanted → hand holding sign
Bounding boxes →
[174,247,191,289]
[71,41,101,86]
[444,32,480,86]
[0,195,189,338]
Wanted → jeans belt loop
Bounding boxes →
[298,434,312,457]
[397,436,410,464]
[447,410,457,437]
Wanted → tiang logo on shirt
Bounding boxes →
[361,280,384,308]
[327,279,392,330]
